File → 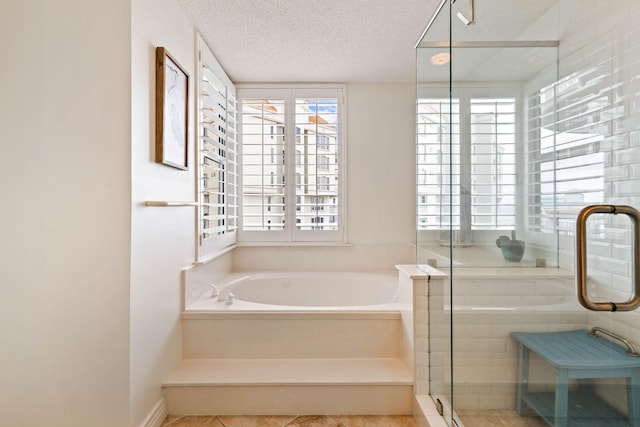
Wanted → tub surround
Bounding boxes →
[396,265,446,400]
[182,257,234,310]
[177,263,586,422]
[180,311,403,360]
[164,318,413,415]
[164,268,416,416]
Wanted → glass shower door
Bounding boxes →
[417,1,640,426]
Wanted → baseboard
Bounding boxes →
[140,397,168,427]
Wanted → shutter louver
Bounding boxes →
[417,95,516,231]
[526,71,605,235]
[197,37,237,258]
[240,99,286,231]
[470,98,516,230]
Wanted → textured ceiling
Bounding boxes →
[176,0,440,83]
[176,0,559,84]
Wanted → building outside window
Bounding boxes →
[417,91,517,241]
[238,86,345,243]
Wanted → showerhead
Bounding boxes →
[456,0,475,25]
[457,12,472,25]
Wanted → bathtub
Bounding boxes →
[181,270,414,383]
[186,270,406,312]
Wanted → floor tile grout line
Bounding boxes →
[282,415,343,426]
[161,414,420,426]
[329,415,348,427]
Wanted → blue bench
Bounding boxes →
[512,330,640,427]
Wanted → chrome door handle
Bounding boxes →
[576,205,640,311]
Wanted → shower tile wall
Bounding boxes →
[432,276,587,410]
[414,277,430,396]
[556,0,640,354]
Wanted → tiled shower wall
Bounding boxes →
[556,0,640,352]
[428,275,587,410]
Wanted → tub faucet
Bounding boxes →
[224,292,234,305]
[209,284,219,298]
[217,275,250,302]
[217,286,231,302]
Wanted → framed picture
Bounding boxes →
[156,47,189,170]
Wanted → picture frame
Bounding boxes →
[155,47,189,170]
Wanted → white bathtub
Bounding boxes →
[186,271,404,312]
[180,269,414,415]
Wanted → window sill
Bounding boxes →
[194,244,237,265]
[236,241,352,248]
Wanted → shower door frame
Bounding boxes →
[417,1,640,426]
[417,38,562,427]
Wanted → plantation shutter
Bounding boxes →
[417,93,516,232]
[238,87,345,243]
[526,72,605,235]
[469,98,517,230]
[197,36,238,258]
[240,97,286,231]
[416,98,461,230]
[294,97,340,231]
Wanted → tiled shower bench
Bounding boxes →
[512,330,640,427]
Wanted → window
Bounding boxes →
[417,89,517,233]
[318,155,330,171]
[197,36,238,258]
[317,135,330,150]
[310,196,324,211]
[238,86,345,243]
[318,176,330,191]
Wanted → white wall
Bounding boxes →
[0,1,131,426]
[130,0,218,425]
[233,83,416,272]
[0,3,417,425]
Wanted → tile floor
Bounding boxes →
[456,410,547,427]
[161,410,548,426]
[160,415,418,427]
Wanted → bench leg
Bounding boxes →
[554,368,569,427]
[629,369,640,427]
[516,344,529,416]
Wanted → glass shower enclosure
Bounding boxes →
[416,1,640,426]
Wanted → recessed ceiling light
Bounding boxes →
[430,52,450,66]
